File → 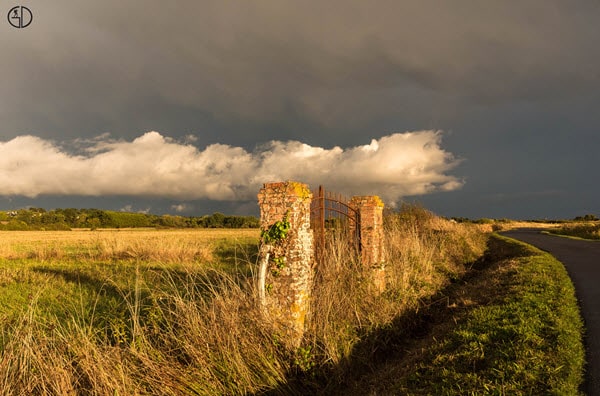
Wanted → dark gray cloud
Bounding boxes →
[5,1,600,135]
[1,1,599,218]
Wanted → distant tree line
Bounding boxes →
[573,214,599,222]
[0,208,259,230]
[450,215,598,224]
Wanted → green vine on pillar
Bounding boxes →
[261,213,291,280]
[261,213,291,244]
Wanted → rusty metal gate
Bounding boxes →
[310,185,360,263]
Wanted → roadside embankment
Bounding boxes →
[330,234,585,395]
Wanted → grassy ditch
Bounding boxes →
[329,234,585,395]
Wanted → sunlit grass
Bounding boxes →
[546,222,600,240]
[0,212,578,394]
[0,228,259,261]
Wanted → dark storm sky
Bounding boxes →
[2,1,599,219]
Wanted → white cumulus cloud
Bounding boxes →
[0,130,463,204]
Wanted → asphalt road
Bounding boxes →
[502,228,600,395]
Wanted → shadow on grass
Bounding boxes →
[257,235,528,395]
[32,266,123,300]
[31,264,254,347]
[213,241,259,277]
[31,266,153,339]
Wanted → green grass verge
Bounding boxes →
[395,234,585,395]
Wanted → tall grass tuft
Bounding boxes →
[0,268,289,395]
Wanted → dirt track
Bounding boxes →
[502,228,600,395]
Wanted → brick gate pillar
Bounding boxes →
[257,181,314,348]
[350,195,386,292]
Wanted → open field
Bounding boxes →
[0,229,260,322]
[0,212,584,394]
[471,220,561,233]
[0,228,259,262]
[0,228,260,349]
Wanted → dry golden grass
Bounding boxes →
[0,210,489,394]
[0,267,288,395]
[306,207,489,373]
[491,221,561,232]
[546,221,600,240]
[0,228,259,263]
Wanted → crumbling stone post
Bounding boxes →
[350,195,386,293]
[257,181,314,348]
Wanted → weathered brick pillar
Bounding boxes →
[257,181,314,348]
[350,196,386,292]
